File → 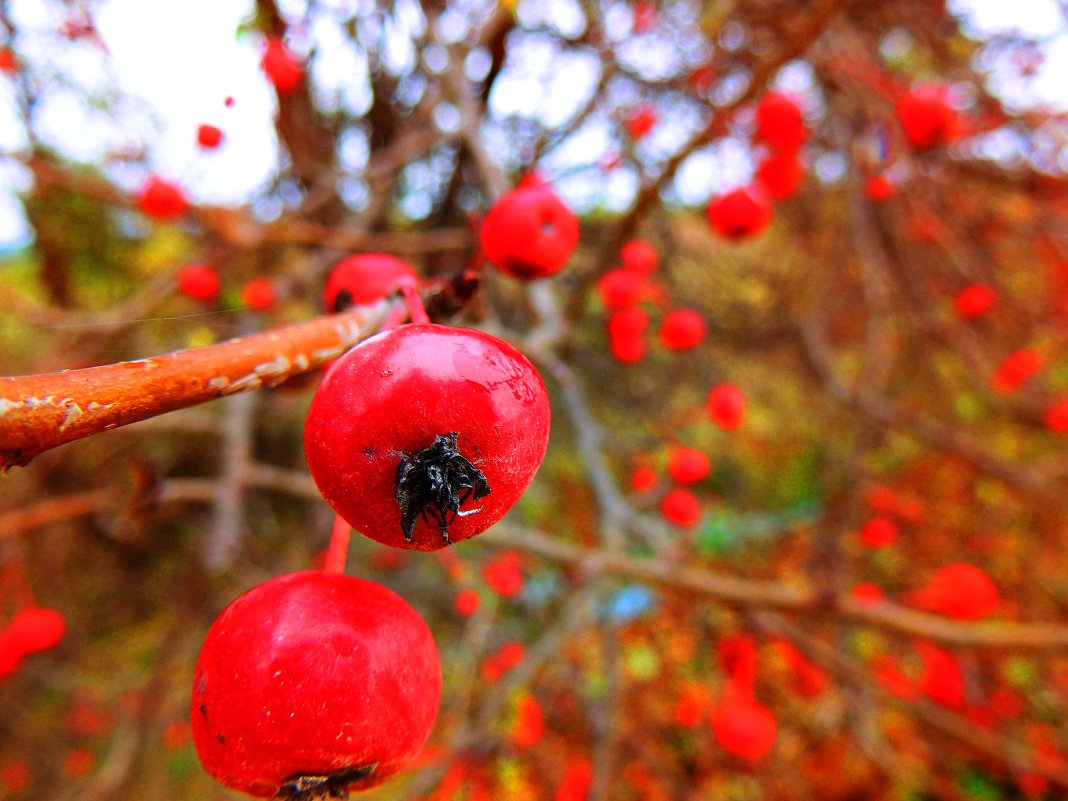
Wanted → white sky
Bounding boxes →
[0,0,1066,249]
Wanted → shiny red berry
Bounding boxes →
[667,447,710,484]
[177,264,221,303]
[480,182,579,279]
[598,269,646,307]
[755,152,804,200]
[5,607,65,654]
[323,253,419,312]
[137,177,188,221]
[706,187,772,241]
[304,324,551,550]
[706,383,746,430]
[261,38,303,95]
[191,571,441,799]
[658,309,706,350]
[754,92,806,153]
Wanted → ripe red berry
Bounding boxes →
[896,85,958,149]
[240,277,277,311]
[0,48,17,74]
[1045,398,1068,432]
[510,696,544,747]
[177,264,221,303]
[991,349,1043,394]
[660,488,701,528]
[304,324,550,550]
[620,240,658,274]
[706,187,772,241]
[555,759,593,801]
[865,175,893,201]
[754,92,806,153]
[658,308,706,351]
[609,331,646,364]
[910,563,998,621]
[454,588,480,616]
[197,124,224,149]
[607,306,650,339]
[755,152,804,200]
[6,608,65,654]
[859,517,898,548]
[323,253,419,312]
[667,447,711,485]
[0,632,25,680]
[954,283,997,320]
[0,761,30,793]
[917,642,964,708]
[706,383,746,430]
[852,582,884,606]
[480,182,579,279]
[598,269,646,308]
[137,177,187,221]
[709,683,776,762]
[192,572,440,798]
[625,105,657,140]
[716,635,758,689]
[629,465,657,493]
[261,38,303,95]
[482,550,525,598]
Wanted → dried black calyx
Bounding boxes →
[395,432,491,545]
[331,288,353,313]
[276,763,378,801]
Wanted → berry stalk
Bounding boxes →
[323,514,352,574]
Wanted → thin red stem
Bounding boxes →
[323,514,352,574]
[400,277,430,325]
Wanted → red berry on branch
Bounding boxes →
[609,331,646,364]
[755,152,804,200]
[625,105,657,140]
[323,253,419,312]
[261,38,303,95]
[1045,398,1068,433]
[658,308,707,350]
[177,264,221,303]
[896,85,959,149]
[6,608,65,654]
[859,517,898,548]
[598,269,646,308]
[917,642,964,708]
[454,588,480,616]
[909,563,998,620]
[667,447,711,485]
[629,465,657,493]
[196,124,224,149]
[709,682,776,762]
[305,325,550,550]
[754,92,806,153]
[555,758,593,801]
[607,306,650,339]
[706,383,746,430]
[991,348,1043,394]
[852,582,884,606]
[483,550,525,598]
[660,488,701,528]
[620,239,658,274]
[865,175,893,201]
[240,277,277,311]
[137,177,188,221]
[191,571,441,799]
[510,696,544,748]
[481,182,579,279]
[706,187,772,241]
[954,283,997,320]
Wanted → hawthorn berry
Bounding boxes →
[754,92,806,153]
[660,488,701,528]
[658,308,706,351]
[304,324,550,550]
[859,517,898,548]
[598,269,646,308]
[620,240,659,274]
[197,124,224,149]
[917,642,964,708]
[454,588,480,616]
[261,38,303,95]
[5,607,65,654]
[609,331,646,364]
[625,105,657,140]
[480,181,579,279]
[240,277,277,311]
[865,175,894,201]
[954,283,997,320]
[607,306,650,339]
[706,187,772,241]
[629,465,657,493]
[137,177,188,221]
[755,152,804,200]
[666,447,711,485]
[555,759,593,801]
[910,563,998,620]
[852,582,884,606]
[177,264,221,303]
[1045,398,1068,433]
[323,253,419,312]
[896,85,959,149]
[191,571,441,798]
[706,383,746,430]
[709,682,776,762]
[991,348,1043,393]
[717,634,758,689]
[482,551,525,598]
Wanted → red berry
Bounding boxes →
[896,85,958,149]
[910,563,998,620]
[917,642,964,708]
[177,264,221,303]
[709,683,776,762]
[483,551,525,598]
[706,187,772,241]
[197,124,224,149]
[717,635,758,688]
[191,571,441,798]
[609,331,646,364]
[754,92,806,153]
[991,349,1043,393]
[240,277,277,311]
[480,183,579,279]
[0,48,17,73]
[1045,398,1068,432]
[510,696,544,747]
[954,283,997,320]
[629,465,657,493]
[261,38,302,95]
[625,105,657,140]
[667,447,711,485]
[859,517,898,548]
[865,175,893,201]
[555,758,593,801]
[620,240,658,274]
[660,488,701,528]
[6,608,65,654]
[304,324,550,550]
[851,582,884,606]
[598,269,646,307]
[0,631,25,679]
[607,306,649,339]
[658,308,706,351]
[63,749,94,779]
[454,588,480,616]
[224,96,235,107]
[0,761,30,793]
[631,1,657,32]
[137,177,187,221]
[755,152,804,200]
[323,253,419,312]
[706,383,746,430]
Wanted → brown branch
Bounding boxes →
[0,301,392,470]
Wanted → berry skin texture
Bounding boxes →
[304,324,550,550]
[191,571,441,799]
[137,177,188,221]
[707,383,746,430]
[480,183,579,279]
[706,187,772,241]
[323,253,419,312]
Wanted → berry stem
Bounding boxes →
[399,277,430,326]
[323,514,352,574]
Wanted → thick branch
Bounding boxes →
[0,301,391,470]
